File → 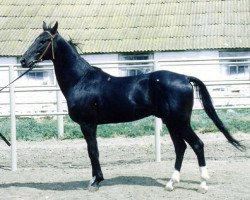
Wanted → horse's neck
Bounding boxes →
[52,37,92,96]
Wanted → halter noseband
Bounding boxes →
[37,31,57,62]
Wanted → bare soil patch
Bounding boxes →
[0,133,250,200]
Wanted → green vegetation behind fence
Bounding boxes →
[0,109,249,141]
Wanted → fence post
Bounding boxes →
[153,61,162,162]
[155,117,162,162]
[56,83,64,138]
[9,65,17,171]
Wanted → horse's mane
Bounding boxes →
[68,38,80,53]
[67,38,95,69]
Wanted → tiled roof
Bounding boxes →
[0,0,249,56]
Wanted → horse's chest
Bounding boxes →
[67,94,100,123]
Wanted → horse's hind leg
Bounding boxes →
[164,122,187,191]
[182,125,210,193]
[164,118,209,193]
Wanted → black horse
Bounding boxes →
[20,22,244,193]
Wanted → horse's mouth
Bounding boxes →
[20,58,38,68]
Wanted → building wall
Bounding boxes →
[83,54,119,76]
[0,57,17,85]
[154,50,221,81]
[83,51,223,81]
[0,51,249,115]
[0,57,17,115]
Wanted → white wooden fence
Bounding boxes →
[0,57,249,170]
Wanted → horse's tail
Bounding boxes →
[188,76,245,151]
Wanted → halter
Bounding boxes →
[37,31,57,61]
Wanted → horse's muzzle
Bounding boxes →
[20,57,28,67]
[20,57,36,68]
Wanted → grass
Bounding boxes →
[0,109,249,141]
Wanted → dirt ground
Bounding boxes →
[0,133,250,200]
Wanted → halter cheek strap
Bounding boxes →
[38,31,57,61]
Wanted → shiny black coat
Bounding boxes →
[67,68,192,125]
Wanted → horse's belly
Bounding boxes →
[97,105,154,124]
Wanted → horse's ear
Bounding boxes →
[43,21,47,31]
[51,21,58,34]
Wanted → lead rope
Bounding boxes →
[0,66,34,92]
[0,65,35,146]
[0,31,56,146]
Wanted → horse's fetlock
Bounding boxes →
[171,170,180,183]
[200,166,210,181]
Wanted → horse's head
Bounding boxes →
[20,21,58,68]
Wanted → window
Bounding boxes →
[27,71,46,80]
[17,68,54,85]
[24,70,54,85]
[219,52,250,79]
[119,53,153,76]
[17,58,55,85]
[228,65,248,76]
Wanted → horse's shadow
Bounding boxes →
[0,176,165,191]
[0,176,203,192]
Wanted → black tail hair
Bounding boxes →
[189,76,245,151]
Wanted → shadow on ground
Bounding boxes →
[0,176,166,191]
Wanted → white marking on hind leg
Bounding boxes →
[200,166,210,181]
[198,181,208,194]
[198,166,209,193]
[165,170,180,191]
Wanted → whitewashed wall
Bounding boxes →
[0,57,17,85]
[0,57,17,114]
[0,51,226,84]
[154,50,221,81]
[83,54,119,76]
[83,51,223,81]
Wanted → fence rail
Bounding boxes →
[0,57,249,170]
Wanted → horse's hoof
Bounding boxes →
[88,185,99,192]
[198,182,208,194]
[165,181,174,191]
[87,176,100,192]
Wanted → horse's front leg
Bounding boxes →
[80,123,104,191]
